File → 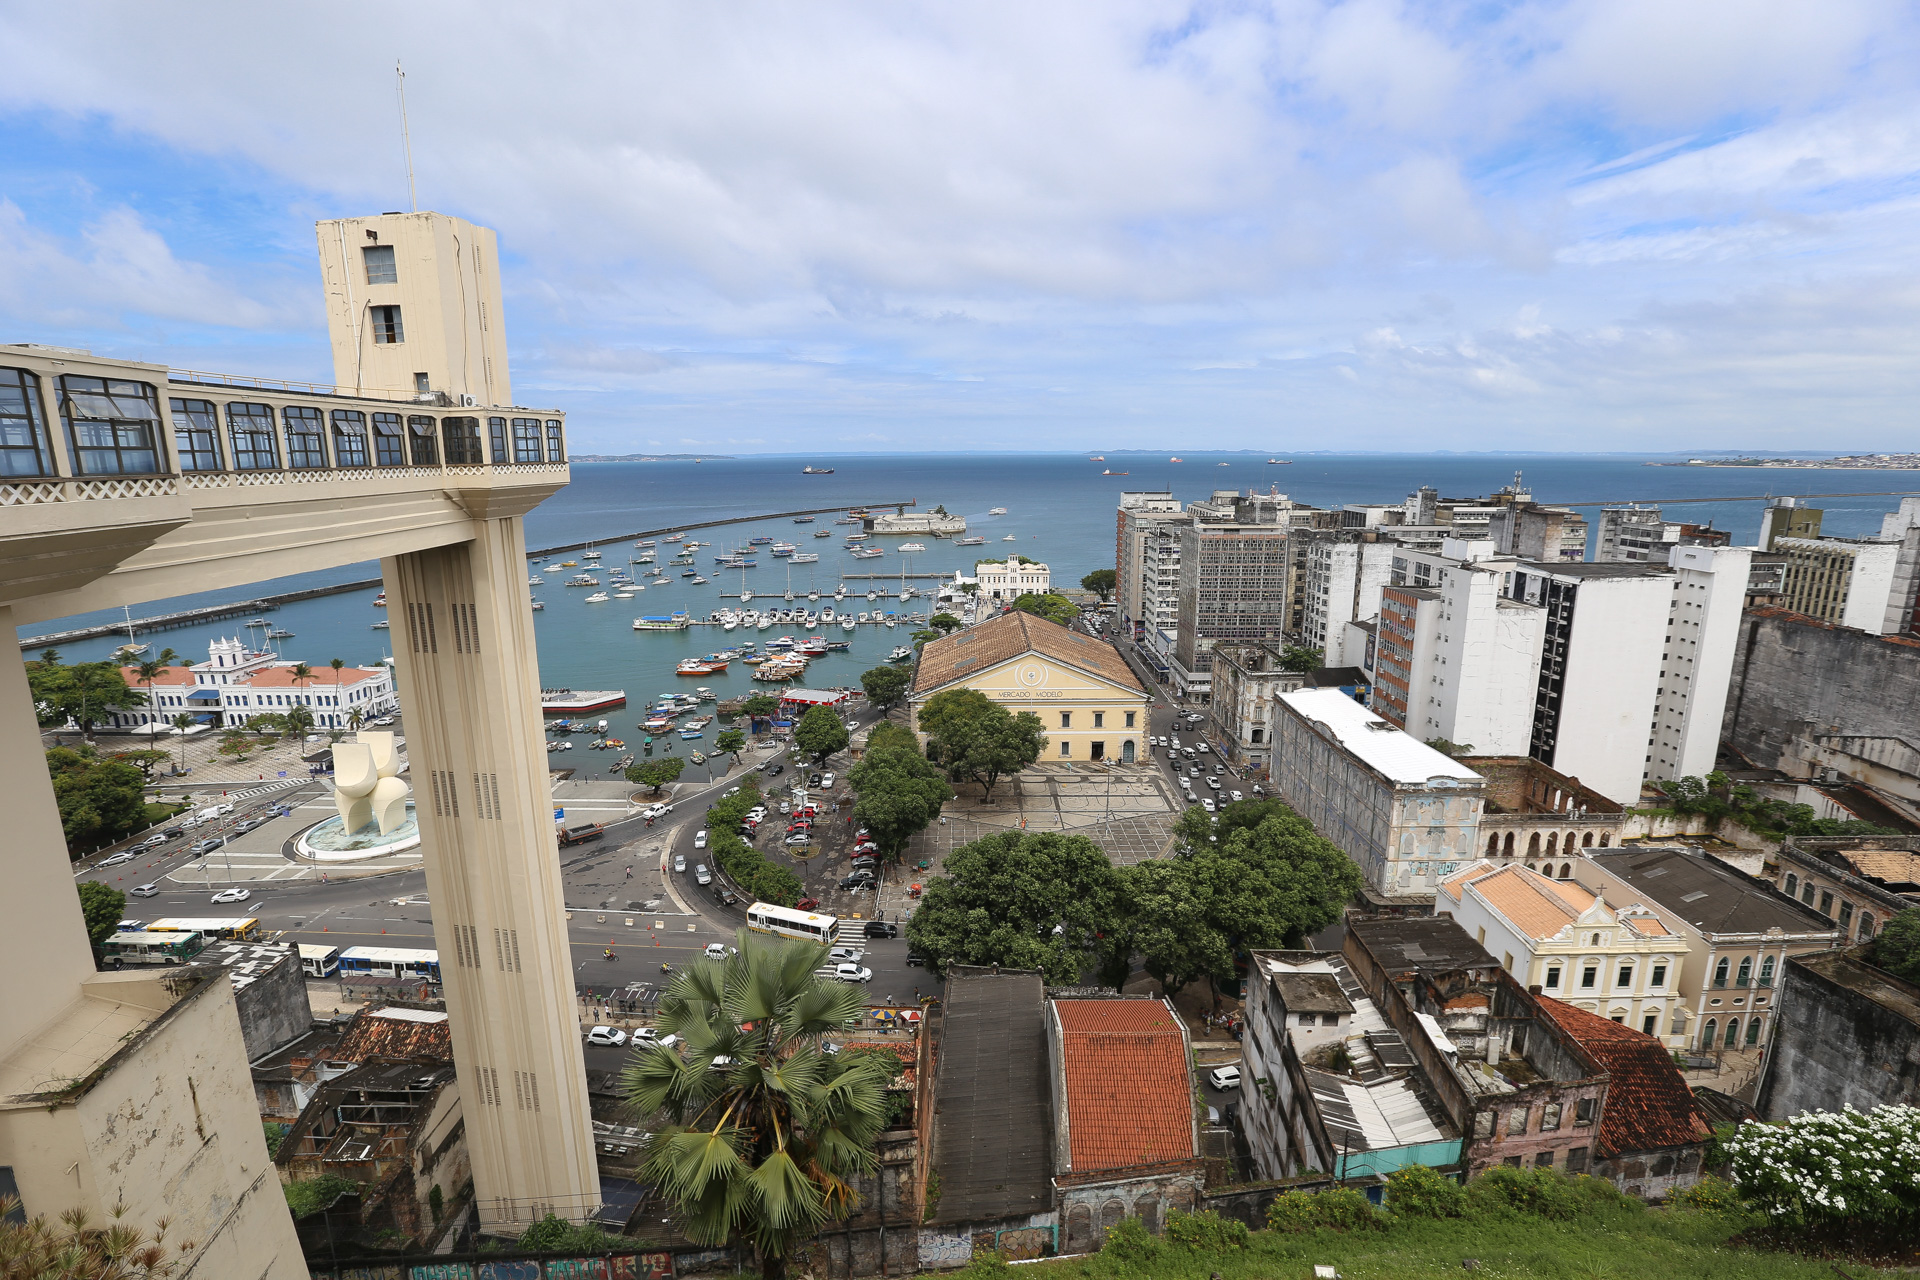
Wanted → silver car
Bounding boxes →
[694,864,711,886]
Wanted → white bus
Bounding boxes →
[146,916,262,942]
[337,946,441,981]
[745,902,841,946]
[101,930,205,965]
[298,943,343,978]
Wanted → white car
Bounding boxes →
[820,772,835,788]
[211,886,251,904]
[633,1028,680,1049]
[704,942,737,960]
[1207,1064,1242,1091]
[585,1026,628,1047]
[372,715,397,726]
[694,864,711,886]
[1201,798,1216,813]
[1230,791,1244,803]
[129,883,160,898]
[99,850,136,867]
[828,947,865,965]
[830,963,873,983]
[212,802,235,816]
[693,830,707,849]
[673,852,687,873]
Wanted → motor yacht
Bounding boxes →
[585,592,611,603]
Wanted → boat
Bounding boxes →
[1002,534,1017,541]
[1267,458,1292,464]
[826,639,850,651]
[800,636,828,656]
[1089,455,1105,461]
[866,590,878,601]
[889,646,913,662]
[541,689,627,713]
[956,535,986,545]
[802,465,835,474]
[530,601,544,611]
[814,529,832,538]
[245,618,269,628]
[371,620,390,629]
[614,592,635,599]
[372,592,387,607]
[1101,469,1129,475]
[690,576,708,584]
[561,561,578,567]
[770,542,796,556]
[545,563,566,573]
[679,728,704,740]
[852,547,884,559]
[267,628,294,638]
[1168,457,1182,463]
[794,515,815,523]
[844,531,869,542]
[567,574,600,587]
[741,589,755,603]
[842,617,856,631]
[583,550,602,559]
[884,619,896,629]
[790,552,818,563]
[585,592,611,603]
[528,575,545,585]
[1217,462,1230,466]
[749,536,773,545]
[677,658,727,675]
[898,542,926,552]
[988,507,1007,515]
[636,539,657,548]
[835,516,861,525]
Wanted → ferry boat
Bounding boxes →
[988,507,1007,515]
[567,574,600,587]
[955,535,986,545]
[852,547,884,559]
[1089,455,1105,461]
[801,465,834,474]
[790,552,819,563]
[844,531,869,542]
[770,542,797,556]
[800,636,829,656]
[541,689,627,714]
[585,592,611,603]
[793,515,815,523]
[898,542,927,552]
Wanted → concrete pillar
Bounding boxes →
[384,519,600,1233]
[0,608,101,1042]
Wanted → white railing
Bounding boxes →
[0,477,180,505]
[7,464,566,504]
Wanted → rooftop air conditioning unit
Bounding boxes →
[458,394,478,408]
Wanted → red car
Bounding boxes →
[795,897,819,911]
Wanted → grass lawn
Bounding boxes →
[1018,1206,1840,1280]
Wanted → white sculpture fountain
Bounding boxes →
[295,729,423,863]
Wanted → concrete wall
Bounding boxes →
[1756,951,1920,1120]
[1723,609,1920,778]
[231,950,315,1062]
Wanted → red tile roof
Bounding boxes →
[243,665,384,688]
[1534,996,1709,1155]
[1054,1000,1194,1172]
[116,665,198,687]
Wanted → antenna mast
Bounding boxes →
[396,60,418,213]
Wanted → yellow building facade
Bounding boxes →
[908,611,1150,764]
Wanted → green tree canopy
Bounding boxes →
[929,613,962,633]
[918,688,1045,801]
[109,749,171,781]
[741,693,782,720]
[1874,908,1920,985]
[283,703,316,738]
[905,831,1121,983]
[1119,859,1228,998]
[1011,592,1079,627]
[47,746,148,851]
[78,881,127,946]
[1278,645,1324,673]
[849,740,952,861]
[716,728,747,764]
[26,660,145,736]
[859,665,911,713]
[624,934,893,1278]
[793,704,849,764]
[1080,568,1116,600]
[864,721,920,756]
[628,756,687,793]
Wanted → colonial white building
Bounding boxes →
[975,557,1050,602]
[104,636,397,732]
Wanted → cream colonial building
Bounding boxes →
[1437,861,1686,1045]
[102,636,398,732]
[909,611,1148,763]
[974,556,1051,603]
[1,209,593,1256]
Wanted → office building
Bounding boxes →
[1646,545,1752,783]
[1270,687,1486,899]
[1170,490,1301,700]
[1595,505,1732,565]
[1206,643,1306,772]
[1135,522,1184,679]
[1114,491,1181,639]
[1759,497,1823,549]
[1,209,596,1244]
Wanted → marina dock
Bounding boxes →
[17,579,380,650]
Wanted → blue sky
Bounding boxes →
[3,1,1918,455]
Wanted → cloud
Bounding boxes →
[0,1,1916,450]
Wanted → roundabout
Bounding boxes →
[294,801,424,863]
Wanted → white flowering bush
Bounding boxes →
[1722,1104,1920,1235]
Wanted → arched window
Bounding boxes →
[1784,873,1798,898]
[1724,1018,1740,1049]
[1702,1018,1717,1048]
[1504,832,1515,855]
[1564,831,1576,853]
[1560,863,1572,879]
[1528,832,1541,854]
[1599,833,1611,847]
[1758,955,1775,987]
[1526,862,1536,872]
[1713,956,1729,988]
[1735,956,1752,988]
[1745,1017,1762,1047]
[1486,833,1499,856]
[1545,832,1559,854]
[1582,832,1594,847]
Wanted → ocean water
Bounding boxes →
[22,452,1917,712]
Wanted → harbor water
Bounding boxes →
[21,452,1918,718]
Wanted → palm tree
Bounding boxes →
[169,713,195,774]
[283,703,316,739]
[346,707,365,732]
[624,935,892,1279]
[132,648,180,732]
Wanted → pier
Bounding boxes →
[524,500,919,560]
[837,572,950,580]
[18,579,381,651]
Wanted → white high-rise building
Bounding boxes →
[1647,545,1752,782]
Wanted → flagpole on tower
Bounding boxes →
[397,60,418,213]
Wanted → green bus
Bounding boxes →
[100,930,205,966]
